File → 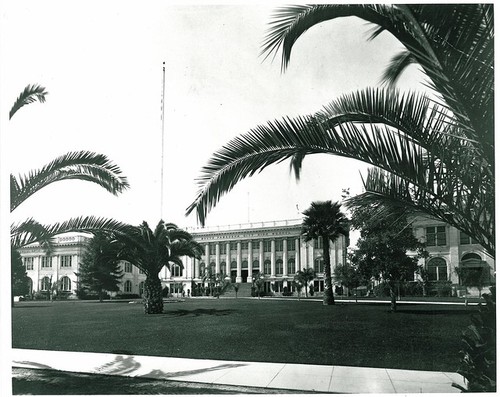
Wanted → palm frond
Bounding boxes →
[11,216,132,249]
[9,84,48,120]
[380,51,418,88]
[347,168,494,257]
[11,151,130,211]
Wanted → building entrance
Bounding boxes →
[241,270,248,282]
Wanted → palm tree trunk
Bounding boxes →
[322,236,335,305]
[143,275,163,314]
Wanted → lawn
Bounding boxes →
[12,298,473,372]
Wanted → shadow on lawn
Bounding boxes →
[395,309,471,315]
[164,308,235,317]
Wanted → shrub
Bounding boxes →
[162,286,169,297]
[431,281,452,297]
[403,281,424,297]
[309,285,314,296]
[250,286,257,297]
[33,291,47,300]
[453,287,496,392]
[114,293,140,300]
[373,282,391,297]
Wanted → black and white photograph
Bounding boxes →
[1,1,495,395]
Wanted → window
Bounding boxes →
[275,240,283,251]
[41,277,51,291]
[209,262,216,274]
[230,242,238,251]
[314,258,324,273]
[60,255,72,268]
[171,265,182,277]
[124,280,132,293]
[263,240,272,252]
[287,239,295,252]
[276,259,283,275]
[426,226,446,246]
[462,253,481,261]
[287,259,295,274]
[460,231,479,245]
[264,260,271,275]
[252,260,259,270]
[139,268,145,274]
[230,261,237,269]
[124,262,133,273]
[427,258,447,281]
[199,262,206,275]
[241,242,248,250]
[242,260,248,269]
[60,276,71,291]
[220,262,226,275]
[41,256,52,268]
[220,244,227,255]
[24,257,34,270]
[209,244,216,255]
[314,239,323,249]
[139,281,145,296]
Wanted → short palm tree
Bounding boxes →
[114,220,203,314]
[294,267,316,298]
[302,201,349,305]
[186,4,494,258]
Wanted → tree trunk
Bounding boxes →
[389,283,397,312]
[143,275,163,314]
[322,236,335,305]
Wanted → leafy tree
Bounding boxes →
[333,262,363,299]
[115,221,203,314]
[11,247,30,307]
[186,4,494,259]
[252,272,265,299]
[302,201,349,305]
[455,265,491,302]
[202,267,230,298]
[350,205,424,312]
[76,232,124,302]
[294,268,315,298]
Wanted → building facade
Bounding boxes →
[17,216,494,299]
[18,219,347,298]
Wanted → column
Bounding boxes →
[449,226,460,283]
[194,258,199,279]
[225,243,230,275]
[236,241,242,282]
[282,238,288,277]
[247,240,253,282]
[259,240,264,273]
[271,239,276,277]
[215,243,220,274]
[295,238,300,272]
[205,244,210,269]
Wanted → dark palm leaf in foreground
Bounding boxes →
[9,84,48,120]
[187,4,494,258]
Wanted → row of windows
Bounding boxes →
[24,256,73,270]
[425,227,479,247]
[40,276,72,291]
[123,262,144,274]
[205,239,320,255]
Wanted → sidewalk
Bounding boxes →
[12,348,466,394]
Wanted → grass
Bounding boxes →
[12,298,474,372]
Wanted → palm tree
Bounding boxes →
[186,4,494,258]
[294,267,316,298]
[302,201,349,305]
[114,220,203,314]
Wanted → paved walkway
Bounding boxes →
[12,348,466,393]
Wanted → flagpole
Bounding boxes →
[160,61,166,221]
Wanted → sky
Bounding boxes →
[2,1,427,234]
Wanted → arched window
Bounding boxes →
[264,260,271,275]
[462,253,481,261]
[124,280,132,293]
[124,262,133,273]
[139,281,145,296]
[60,276,71,292]
[314,258,324,273]
[276,259,283,275]
[199,262,205,276]
[314,239,323,249]
[242,260,248,270]
[41,277,51,291]
[427,258,447,281]
[171,265,182,277]
[230,261,237,269]
[287,259,295,275]
[220,262,226,275]
[252,260,259,270]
